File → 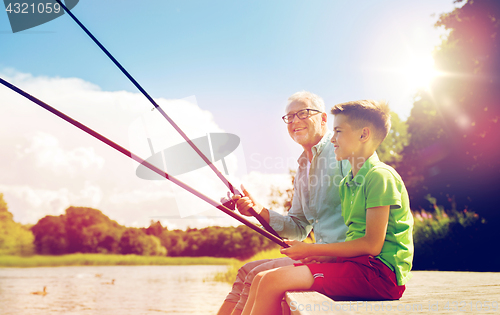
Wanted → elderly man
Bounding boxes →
[217,91,350,315]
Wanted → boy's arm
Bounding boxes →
[281,205,390,260]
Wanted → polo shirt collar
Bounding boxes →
[297,130,334,166]
[346,152,380,186]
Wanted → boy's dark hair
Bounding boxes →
[331,100,391,144]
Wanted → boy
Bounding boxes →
[240,100,414,315]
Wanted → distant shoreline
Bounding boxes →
[0,253,239,268]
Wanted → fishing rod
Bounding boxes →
[54,0,280,238]
[0,77,288,248]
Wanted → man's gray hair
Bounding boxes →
[286,91,325,113]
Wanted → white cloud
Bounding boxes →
[19,132,105,176]
[0,182,102,224]
[108,189,176,205]
[241,171,293,214]
[0,69,293,230]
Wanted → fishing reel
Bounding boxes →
[220,190,241,211]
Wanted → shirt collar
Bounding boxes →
[346,152,380,186]
[297,130,334,166]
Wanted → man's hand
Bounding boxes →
[280,239,313,261]
[232,185,264,217]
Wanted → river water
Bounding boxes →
[0,265,232,314]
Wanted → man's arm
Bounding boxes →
[233,185,312,241]
[280,205,390,260]
[267,193,312,241]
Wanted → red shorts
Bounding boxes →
[299,255,405,301]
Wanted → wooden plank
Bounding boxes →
[284,291,355,315]
[283,272,500,315]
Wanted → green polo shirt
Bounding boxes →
[339,153,413,286]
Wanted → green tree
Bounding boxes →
[119,228,166,256]
[145,220,171,255]
[164,230,187,256]
[377,112,408,167]
[399,0,500,221]
[64,207,124,253]
[0,194,35,255]
[31,215,67,255]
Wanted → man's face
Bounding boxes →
[286,100,326,148]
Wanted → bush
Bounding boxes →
[412,195,498,271]
[0,194,35,256]
[119,228,167,256]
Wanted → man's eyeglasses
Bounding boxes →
[282,109,322,124]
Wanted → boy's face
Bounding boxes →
[331,114,363,161]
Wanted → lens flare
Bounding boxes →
[405,55,439,90]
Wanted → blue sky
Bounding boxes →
[1,1,458,122]
[1,0,458,129]
[0,0,460,228]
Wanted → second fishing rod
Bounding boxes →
[54,0,280,238]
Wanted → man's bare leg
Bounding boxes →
[217,259,275,315]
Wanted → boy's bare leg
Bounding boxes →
[217,301,237,315]
[240,269,265,315]
[234,257,295,312]
[243,265,314,315]
[229,308,242,315]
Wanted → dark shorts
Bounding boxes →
[299,255,405,301]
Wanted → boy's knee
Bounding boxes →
[252,271,283,297]
[259,269,281,286]
[254,271,265,282]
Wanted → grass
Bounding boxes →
[213,247,286,283]
[0,253,238,268]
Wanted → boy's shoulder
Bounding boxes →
[365,157,403,183]
[361,156,408,196]
[345,153,406,191]
[362,155,410,211]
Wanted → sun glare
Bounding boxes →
[404,55,439,91]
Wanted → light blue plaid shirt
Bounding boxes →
[269,130,350,244]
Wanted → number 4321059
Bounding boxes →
[5,2,61,14]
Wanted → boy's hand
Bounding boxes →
[300,256,337,264]
[232,185,264,216]
[280,239,311,260]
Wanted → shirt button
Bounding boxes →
[351,201,353,204]
[319,239,323,242]
[315,220,319,223]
